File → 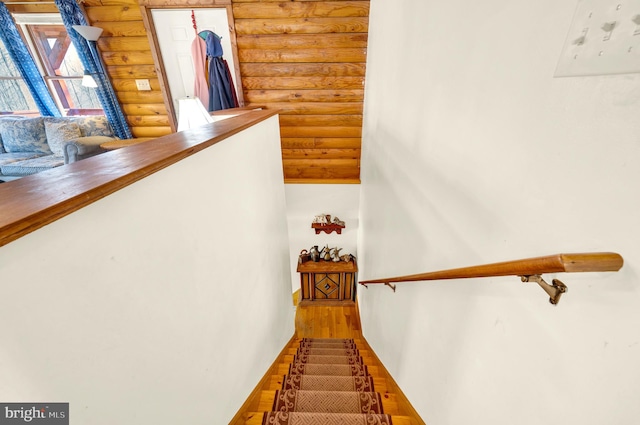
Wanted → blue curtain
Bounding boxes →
[0,3,61,117]
[54,0,132,139]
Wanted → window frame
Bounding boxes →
[9,13,103,116]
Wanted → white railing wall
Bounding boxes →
[0,115,294,424]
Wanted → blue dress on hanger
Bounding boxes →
[205,32,237,111]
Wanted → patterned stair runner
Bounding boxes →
[262,338,393,425]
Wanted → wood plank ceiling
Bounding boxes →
[7,0,370,184]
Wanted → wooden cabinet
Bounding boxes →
[297,260,358,301]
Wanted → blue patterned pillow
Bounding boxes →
[44,116,114,138]
[45,120,81,156]
[0,115,28,153]
[0,117,50,154]
[75,116,114,137]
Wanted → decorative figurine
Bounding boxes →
[321,245,332,261]
[312,214,329,225]
[309,245,320,262]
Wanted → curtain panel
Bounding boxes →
[0,2,61,117]
[54,0,132,139]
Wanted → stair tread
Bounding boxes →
[245,412,415,425]
[287,363,370,376]
[268,374,388,393]
[274,374,376,392]
[258,390,400,415]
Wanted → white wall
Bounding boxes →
[284,184,360,293]
[0,117,294,424]
[359,1,640,425]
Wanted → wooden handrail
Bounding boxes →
[359,252,624,305]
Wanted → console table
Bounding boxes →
[297,260,358,301]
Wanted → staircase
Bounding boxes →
[232,301,423,424]
[244,336,415,424]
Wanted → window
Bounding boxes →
[0,38,38,115]
[0,13,103,116]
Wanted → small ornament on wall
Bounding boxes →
[311,214,345,234]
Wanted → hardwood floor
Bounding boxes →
[294,300,362,338]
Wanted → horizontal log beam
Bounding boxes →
[280,137,361,149]
[254,102,363,114]
[102,51,155,66]
[98,36,151,52]
[282,148,360,159]
[117,91,164,104]
[235,17,368,35]
[121,103,167,116]
[106,65,157,79]
[232,1,369,19]
[283,158,359,168]
[280,126,361,138]
[130,126,172,138]
[283,166,360,181]
[242,76,364,90]
[92,21,148,37]
[237,33,368,49]
[240,63,366,77]
[86,5,143,22]
[111,78,162,92]
[245,89,364,103]
[278,115,362,127]
[239,47,366,63]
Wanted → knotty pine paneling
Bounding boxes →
[83,0,169,140]
[233,0,369,183]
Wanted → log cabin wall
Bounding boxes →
[233,0,369,183]
[7,0,369,184]
[83,0,171,139]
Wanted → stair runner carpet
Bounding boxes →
[262,338,393,425]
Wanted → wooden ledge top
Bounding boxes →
[0,109,279,248]
[297,259,358,273]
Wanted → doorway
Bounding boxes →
[147,8,243,130]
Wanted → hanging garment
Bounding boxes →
[206,32,238,112]
[191,35,209,110]
[222,59,239,108]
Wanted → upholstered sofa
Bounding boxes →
[0,115,117,181]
